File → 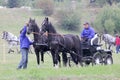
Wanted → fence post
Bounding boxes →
[3,43,6,63]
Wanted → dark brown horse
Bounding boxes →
[41,17,83,68]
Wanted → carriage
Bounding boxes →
[68,40,113,67]
[81,41,113,65]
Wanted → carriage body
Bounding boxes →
[80,41,113,66]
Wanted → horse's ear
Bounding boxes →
[29,18,31,21]
[45,17,49,22]
[33,18,35,21]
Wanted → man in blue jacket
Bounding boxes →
[81,22,95,45]
[17,23,32,70]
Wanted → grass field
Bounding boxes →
[0,8,120,80]
[0,53,120,80]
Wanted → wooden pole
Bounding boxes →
[3,43,6,63]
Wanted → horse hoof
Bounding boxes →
[37,65,40,68]
[77,64,81,68]
[54,64,59,69]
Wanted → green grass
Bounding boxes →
[0,53,120,80]
[0,8,120,80]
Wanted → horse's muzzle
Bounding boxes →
[27,32,30,35]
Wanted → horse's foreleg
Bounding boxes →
[41,51,44,63]
[51,50,55,67]
[8,45,11,53]
[105,42,108,49]
[35,50,40,67]
[51,49,59,68]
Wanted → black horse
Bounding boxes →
[41,17,83,68]
[27,18,50,67]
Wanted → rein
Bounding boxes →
[32,31,63,37]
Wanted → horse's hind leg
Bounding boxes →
[70,52,78,65]
[62,52,67,67]
[8,49,14,53]
[16,47,20,54]
[8,49,11,53]
[58,54,61,67]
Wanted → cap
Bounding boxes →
[83,22,89,25]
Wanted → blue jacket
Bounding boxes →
[81,26,95,39]
[20,26,32,49]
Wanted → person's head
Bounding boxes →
[83,22,89,29]
[116,34,119,37]
[25,22,29,27]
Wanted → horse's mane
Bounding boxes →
[33,22,40,33]
[48,22,57,33]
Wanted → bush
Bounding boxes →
[0,0,7,6]
[36,0,54,16]
[54,9,81,31]
[93,6,120,34]
[7,0,20,8]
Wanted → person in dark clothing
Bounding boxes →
[17,23,33,70]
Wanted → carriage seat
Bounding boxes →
[81,41,90,49]
[92,44,102,47]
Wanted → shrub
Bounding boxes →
[94,6,120,34]
[54,9,81,31]
[36,0,54,16]
[7,0,20,8]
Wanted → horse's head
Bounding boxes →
[102,34,106,41]
[27,18,36,35]
[41,17,49,33]
[2,31,8,40]
[41,17,56,33]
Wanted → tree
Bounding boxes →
[54,9,81,31]
[7,0,19,8]
[18,0,35,7]
[90,0,120,7]
[90,0,96,3]
[94,6,120,34]
[36,0,54,16]
[0,0,7,6]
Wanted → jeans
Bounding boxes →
[116,45,120,54]
[17,48,29,69]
